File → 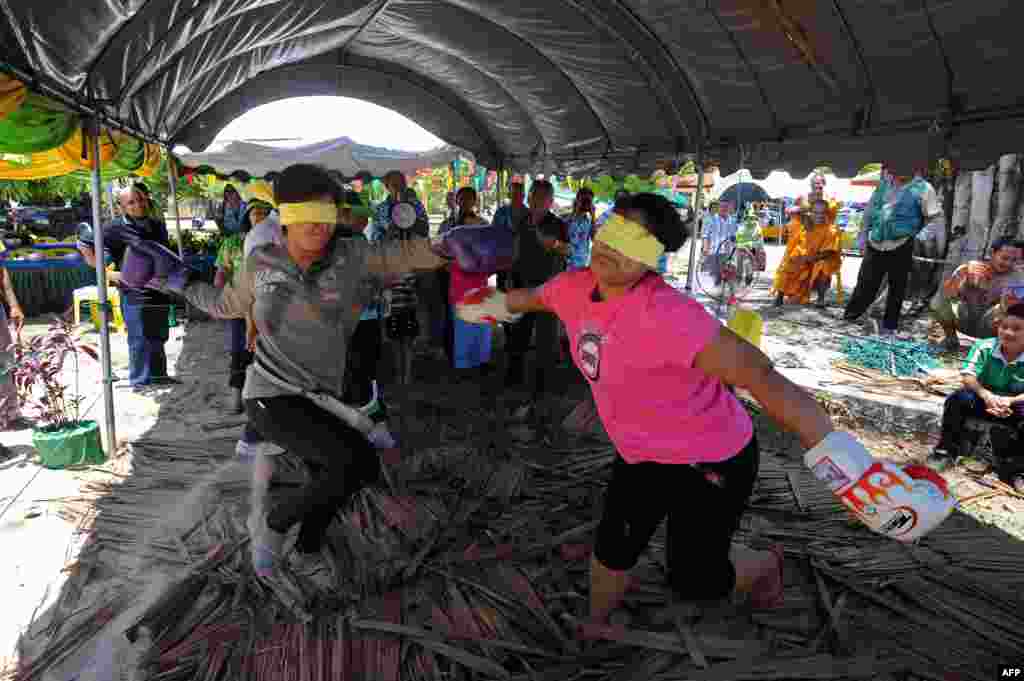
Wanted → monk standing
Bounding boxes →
[772,174,842,308]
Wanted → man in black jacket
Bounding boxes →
[504,179,567,398]
[78,187,177,390]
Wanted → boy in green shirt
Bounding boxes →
[928,303,1024,490]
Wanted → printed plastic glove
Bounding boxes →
[803,431,955,542]
[120,241,195,294]
[455,287,521,325]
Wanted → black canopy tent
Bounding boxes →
[2,1,1024,177]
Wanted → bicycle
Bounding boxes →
[695,237,763,315]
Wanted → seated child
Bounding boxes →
[928,303,1024,491]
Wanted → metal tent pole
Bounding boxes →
[167,153,186,259]
[87,120,117,454]
[685,145,705,293]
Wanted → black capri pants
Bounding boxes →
[247,395,382,554]
[594,435,759,601]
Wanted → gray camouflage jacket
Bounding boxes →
[184,236,447,400]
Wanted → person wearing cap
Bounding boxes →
[215,200,271,413]
[78,185,177,390]
[455,192,953,631]
[243,181,283,258]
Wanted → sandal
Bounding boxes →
[750,544,785,610]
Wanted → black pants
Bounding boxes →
[594,436,759,601]
[417,270,449,353]
[247,395,382,554]
[229,351,253,390]
[938,388,1024,472]
[344,318,383,408]
[504,311,559,394]
[843,239,914,331]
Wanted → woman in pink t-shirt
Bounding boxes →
[458,194,844,627]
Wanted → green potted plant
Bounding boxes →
[10,314,105,468]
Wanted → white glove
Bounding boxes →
[804,432,955,542]
[455,287,521,325]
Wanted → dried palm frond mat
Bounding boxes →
[829,362,962,400]
[10,411,1024,681]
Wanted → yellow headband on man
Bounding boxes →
[278,202,338,225]
[595,213,664,269]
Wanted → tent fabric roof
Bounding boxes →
[176,135,462,179]
[3,1,1022,177]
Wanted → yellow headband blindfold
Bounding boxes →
[278,202,338,225]
[595,214,665,269]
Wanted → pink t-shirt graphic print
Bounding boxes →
[540,270,753,465]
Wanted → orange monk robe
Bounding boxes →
[772,200,842,304]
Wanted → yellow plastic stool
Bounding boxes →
[88,295,124,333]
[728,307,763,349]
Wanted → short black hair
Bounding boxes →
[341,189,366,208]
[1006,303,1024,320]
[991,237,1017,253]
[529,179,554,200]
[456,185,477,200]
[621,193,688,252]
[614,190,630,203]
[274,164,341,205]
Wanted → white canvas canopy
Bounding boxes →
[712,169,873,203]
[176,136,464,179]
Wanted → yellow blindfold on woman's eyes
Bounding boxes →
[595,213,664,269]
[278,202,338,225]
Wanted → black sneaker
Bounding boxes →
[151,376,183,385]
[925,449,955,472]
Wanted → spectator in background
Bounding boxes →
[243,181,282,257]
[843,163,944,335]
[565,187,596,271]
[492,181,528,231]
[218,184,247,235]
[78,187,177,390]
[927,304,1024,492]
[215,201,268,413]
[493,181,529,295]
[370,171,430,377]
[933,237,1019,348]
[504,179,567,407]
[702,200,737,284]
[931,238,1024,350]
[596,190,631,229]
[772,174,842,308]
[444,190,458,225]
[337,190,392,443]
[445,187,496,378]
